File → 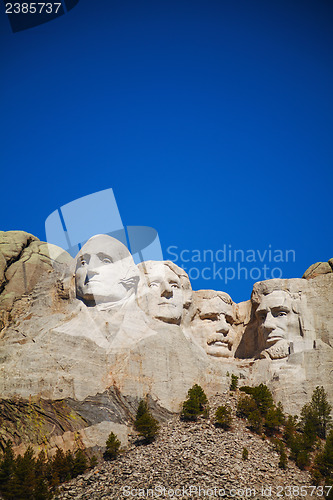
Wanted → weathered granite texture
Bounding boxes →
[303,259,333,279]
[0,231,332,455]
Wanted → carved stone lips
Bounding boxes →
[207,335,229,347]
[266,332,284,344]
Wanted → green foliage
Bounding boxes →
[181,384,209,422]
[278,446,288,470]
[312,429,333,485]
[283,415,298,447]
[134,400,159,443]
[236,395,257,418]
[230,375,238,391]
[0,440,15,496]
[73,449,87,477]
[248,409,263,435]
[215,405,232,430]
[188,384,208,408]
[238,385,285,439]
[250,384,274,417]
[0,442,89,500]
[264,403,285,436]
[288,433,312,470]
[104,432,121,460]
[242,447,249,460]
[301,386,332,440]
[272,438,288,469]
[89,455,98,468]
[238,384,274,418]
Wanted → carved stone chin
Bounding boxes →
[260,339,290,360]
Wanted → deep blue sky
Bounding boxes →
[1,0,332,302]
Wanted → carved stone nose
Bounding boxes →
[216,321,229,335]
[86,269,99,280]
[161,288,173,299]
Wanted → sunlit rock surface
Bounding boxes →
[0,231,332,456]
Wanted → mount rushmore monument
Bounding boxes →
[0,230,332,455]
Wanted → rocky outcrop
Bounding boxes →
[56,393,313,500]
[303,260,333,279]
[0,231,332,458]
[0,230,72,335]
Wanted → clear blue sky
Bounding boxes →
[1,0,332,302]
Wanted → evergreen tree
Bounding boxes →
[8,447,36,500]
[248,409,263,435]
[283,415,298,447]
[50,448,73,485]
[181,384,208,421]
[0,440,15,497]
[236,395,257,419]
[251,384,274,417]
[72,449,87,477]
[264,403,285,436]
[313,429,333,482]
[230,375,238,391]
[215,405,232,430]
[134,400,159,443]
[301,386,332,439]
[104,432,121,460]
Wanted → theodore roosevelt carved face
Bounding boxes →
[75,234,138,307]
[190,291,235,357]
[136,261,191,325]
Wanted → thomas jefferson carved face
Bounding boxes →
[255,290,301,358]
[191,295,235,357]
[137,262,185,325]
[75,235,138,306]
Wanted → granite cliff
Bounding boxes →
[0,231,332,457]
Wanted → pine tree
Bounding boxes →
[313,429,333,482]
[134,400,159,443]
[72,449,87,477]
[104,432,121,460]
[236,395,257,418]
[251,384,274,417]
[230,374,238,391]
[310,386,332,439]
[181,384,208,421]
[9,447,37,500]
[215,405,232,430]
[0,440,15,499]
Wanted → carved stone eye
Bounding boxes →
[102,258,112,264]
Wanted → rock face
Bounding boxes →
[0,230,72,336]
[303,259,333,279]
[56,393,313,500]
[0,231,332,457]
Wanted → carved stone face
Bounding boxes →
[255,290,301,355]
[191,297,234,357]
[75,235,137,306]
[137,263,184,324]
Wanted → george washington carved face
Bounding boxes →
[75,234,138,306]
